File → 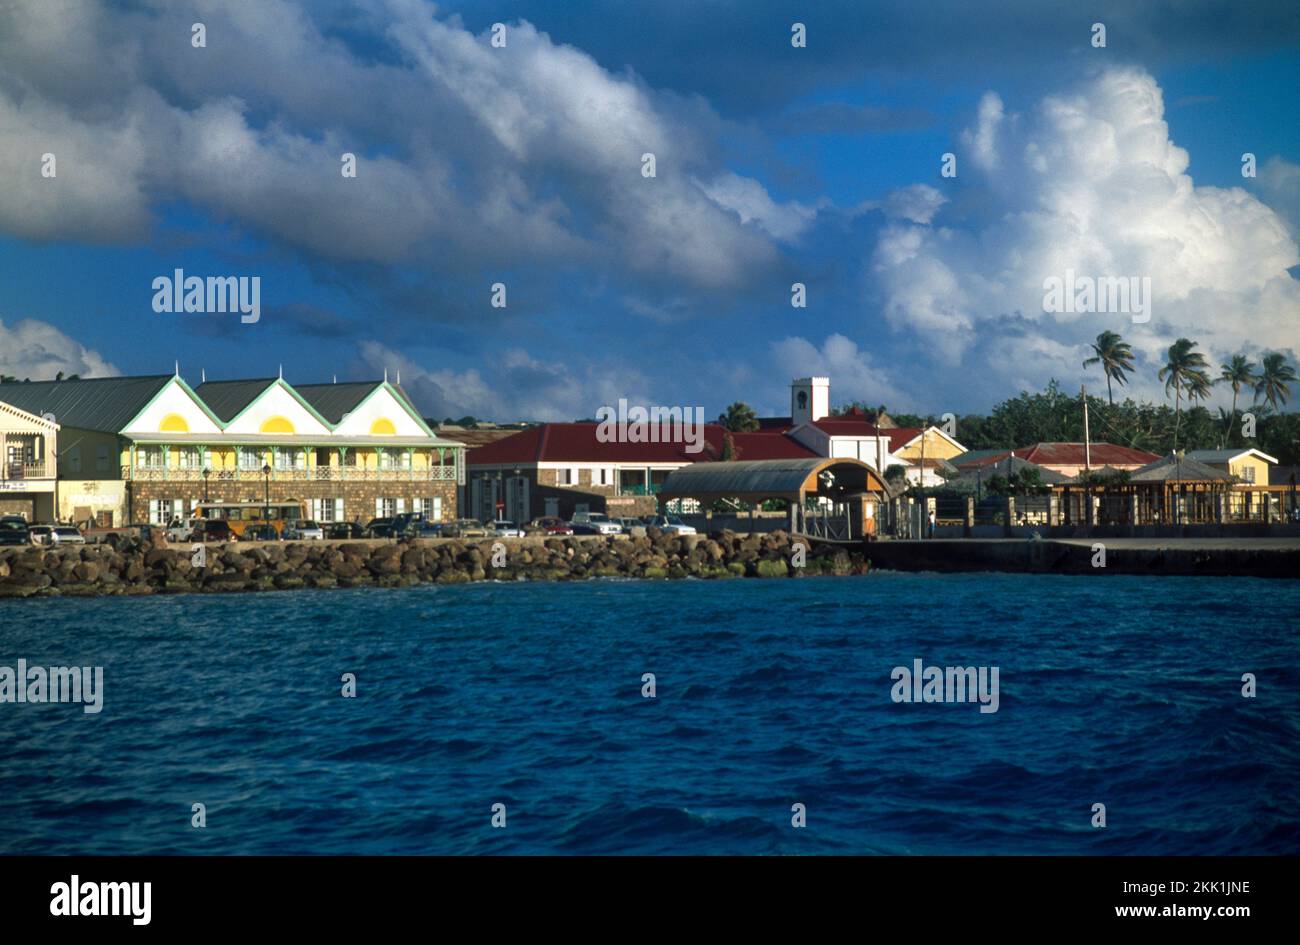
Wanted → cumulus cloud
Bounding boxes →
[0,0,788,293]
[699,172,817,241]
[0,318,119,380]
[770,333,910,412]
[358,340,654,422]
[870,66,1300,405]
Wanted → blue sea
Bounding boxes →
[1,574,1297,855]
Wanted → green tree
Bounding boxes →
[1082,330,1136,405]
[1217,355,1258,445]
[1254,352,1297,413]
[718,401,759,432]
[1157,338,1211,450]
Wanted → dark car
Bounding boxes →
[192,520,233,543]
[365,518,396,538]
[568,521,601,535]
[0,517,29,546]
[327,522,369,540]
[391,512,427,538]
[413,522,443,538]
[243,523,280,541]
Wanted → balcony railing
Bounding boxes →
[2,462,50,480]
[125,466,458,482]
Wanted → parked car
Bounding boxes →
[243,523,280,541]
[166,518,202,543]
[644,514,697,535]
[526,516,573,536]
[191,519,233,543]
[489,520,523,537]
[389,512,427,537]
[27,524,54,545]
[413,521,444,538]
[615,517,646,534]
[51,525,87,545]
[283,520,324,540]
[365,518,396,538]
[326,522,368,540]
[445,518,487,538]
[573,512,622,535]
[0,517,30,546]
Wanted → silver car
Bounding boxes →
[489,520,523,538]
[284,520,324,540]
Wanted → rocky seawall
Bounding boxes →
[0,531,868,598]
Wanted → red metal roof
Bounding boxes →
[466,423,817,465]
[955,442,1161,469]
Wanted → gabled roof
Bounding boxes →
[1186,448,1279,465]
[294,381,382,424]
[0,375,172,432]
[953,443,1160,469]
[194,378,277,422]
[1129,455,1235,483]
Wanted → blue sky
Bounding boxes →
[1,0,1298,421]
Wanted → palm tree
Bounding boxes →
[1157,338,1210,449]
[1254,352,1297,413]
[1082,330,1136,405]
[1217,355,1257,444]
[718,401,759,432]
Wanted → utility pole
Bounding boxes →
[1082,384,1092,473]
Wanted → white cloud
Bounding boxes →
[699,172,817,241]
[0,318,119,380]
[870,67,1300,406]
[358,340,654,422]
[770,333,911,412]
[0,0,782,291]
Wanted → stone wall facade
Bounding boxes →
[129,478,458,524]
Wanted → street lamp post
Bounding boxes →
[202,467,210,502]
[262,463,272,520]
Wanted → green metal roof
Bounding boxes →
[0,375,171,432]
[194,378,277,422]
[659,457,883,499]
[1129,455,1235,483]
[294,381,382,423]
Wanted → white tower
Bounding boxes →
[790,377,830,426]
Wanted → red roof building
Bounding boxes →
[951,442,1160,476]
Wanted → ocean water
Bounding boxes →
[1,573,1297,855]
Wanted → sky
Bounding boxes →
[1,0,1298,422]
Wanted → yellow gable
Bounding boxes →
[260,415,295,434]
[370,417,397,435]
[160,413,190,433]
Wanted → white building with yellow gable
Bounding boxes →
[0,371,464,528]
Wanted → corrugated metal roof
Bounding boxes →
[0,375,171,432]
[1129,455,1235,483]
[295,381,381,424]
[659,457,882,499]
[194,379,276,421]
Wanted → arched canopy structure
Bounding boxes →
[658,457,885,505]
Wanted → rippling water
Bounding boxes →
[1,574,1297,855]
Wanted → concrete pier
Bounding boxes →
[861,537,1300,578]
